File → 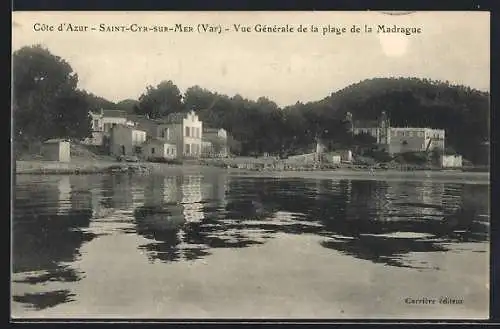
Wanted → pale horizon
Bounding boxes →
[12,11,490,107]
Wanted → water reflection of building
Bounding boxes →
[135,175,189,262]
[442,183,464,214]
[343,180,388,223]
[67,176,96,216]
[131,178,145,208]
[134,173,261,264]
[317,178,489,269]
[382,180,445,218]
[56,176,72,215]
[181,175,204,223]
[205,173,229,209]
[417,180,445,216]
[110,175,134,210]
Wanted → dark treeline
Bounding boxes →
[13,45,490,164]
[133,77,489,164]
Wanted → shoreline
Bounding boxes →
[15,160,490,183]
[226,168,490,184]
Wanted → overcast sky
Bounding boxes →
[12,11,490,107]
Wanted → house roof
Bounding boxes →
[127,111,200,125]
[203,127,220,133]
[44,138,69,144]
[127,114,155,125]
[127,115,168,133]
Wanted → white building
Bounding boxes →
[41,139,71,162]
[84,109,136,146]
[330,154,342,164]
[349,111,445,155]
[351,111,390,145]
[441,154,463,168]
[388,127,445,154]
[110,125,147,157]
[150,111,203,158]
[340,150,353,162]
[143,138,177,161]
[202,127,229,158]
[126,111,205,159]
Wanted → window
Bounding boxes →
[185,144,190,154]
[160,128,169,139]
[196,127,200,138]
[185,127,190,137]
[151,147,155,154]
[166,147,170,155]
[134,146,142,155]
[93,119,99,129]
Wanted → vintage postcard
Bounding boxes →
[11,11,490,320]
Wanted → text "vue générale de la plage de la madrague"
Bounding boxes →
[33,22,423,36]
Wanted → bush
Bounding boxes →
[364,149,392,163]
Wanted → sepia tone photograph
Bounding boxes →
[11,11,490,320]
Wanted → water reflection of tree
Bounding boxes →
[13,176,96,310]
[134,174,276,263]
[100,174,134,210]
[218,177,488,269]
[317,180,489,268]
[135,175,208,263]
[132,173,489,269]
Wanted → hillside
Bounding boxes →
[116,99,140,114]
[282,77,490,165]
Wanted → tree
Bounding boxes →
[183,85,217,112]
[227,135,242,155]
[116,99,140,114]
[132,76,488,163]
[52,90,92,139]
[13,45,91,146]
[136,80,184,118]
[284,77,489,164]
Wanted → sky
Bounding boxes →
[12,11,490,107]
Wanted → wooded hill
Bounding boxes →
[13,45,490,165]
[281,77,490,164]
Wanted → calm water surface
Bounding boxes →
[12,169,490,319]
